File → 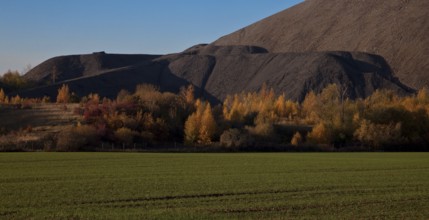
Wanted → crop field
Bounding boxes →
[0,153,428,219]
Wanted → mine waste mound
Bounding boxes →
[20,45,413,102]
[214,0,429,90]
[19,0,428,101]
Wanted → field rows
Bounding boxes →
[0,153,428,219]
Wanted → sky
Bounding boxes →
[0,0,303,75]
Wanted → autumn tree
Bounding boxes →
[291,132,303,146]
[224,94,247,124]
[275,95,287,117]
[402,88,429,113]
[87,93,100,104]
[184,101,217,145]
[0,88,5,103]
[180,84,195,105]
[285,100,299,120]
[247,112,276,140]
[354,120,402,150]
[10,95,21,105]
[365,89,398,110]
[318,84,340,122]
[184,112,200,145]
[116,89,132,103]
[135,84,160,103]
[301,91,319,123]
[56,84,70,103]
[307,122,332,145]
[199,103,217,144]
[417,88,429,104]
[115,127,137,147]
[1,70,28,91]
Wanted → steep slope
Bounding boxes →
[213,0,429,89]
[18,59,210,101]
[164,45,412,101]
[17,47,413,102]
[23,52,161,85]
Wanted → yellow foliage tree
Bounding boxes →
[417,88,429,104]
[302,91,319,122]
[180,84,195,105]
[285,100,299,119]
[365,89,398,108]
[184,101,218,145]
[3,96,9,104]
[224,94,245,123]
[199,103,217,144]
[56,84,70,103]
[318,84,341,122]
[114,127,137,146]
[354,119,402,149]
[0,88,5,103]
[11,95,21,105]
[1,70,27,90]
[307,122,331,144]
[275,95,286,117]
[291,132,303,146]
[184,112,200,145]
[194,99,205,115]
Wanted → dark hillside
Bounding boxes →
[162,45,413,101]
[23,52,161,85]
[214,0,429,89]
[17,47,413,102]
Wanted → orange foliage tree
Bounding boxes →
[184,101,217,145]
[56,84,70,103]
[0,88,6,103]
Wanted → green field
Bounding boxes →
[0,153,428,219]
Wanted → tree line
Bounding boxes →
[1,82,429,151]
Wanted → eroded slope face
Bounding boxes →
[164,46,412,101]
[17,46,413,103]
[214,0,429,89]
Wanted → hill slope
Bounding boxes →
[214,0,429,89]
[24,52,161,85]
[17,47,413,102]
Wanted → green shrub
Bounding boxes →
[220,129,254,148]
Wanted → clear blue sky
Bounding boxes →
[0,0,303,74]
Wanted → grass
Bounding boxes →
[0,103,79,131]
[0,153,428,219]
